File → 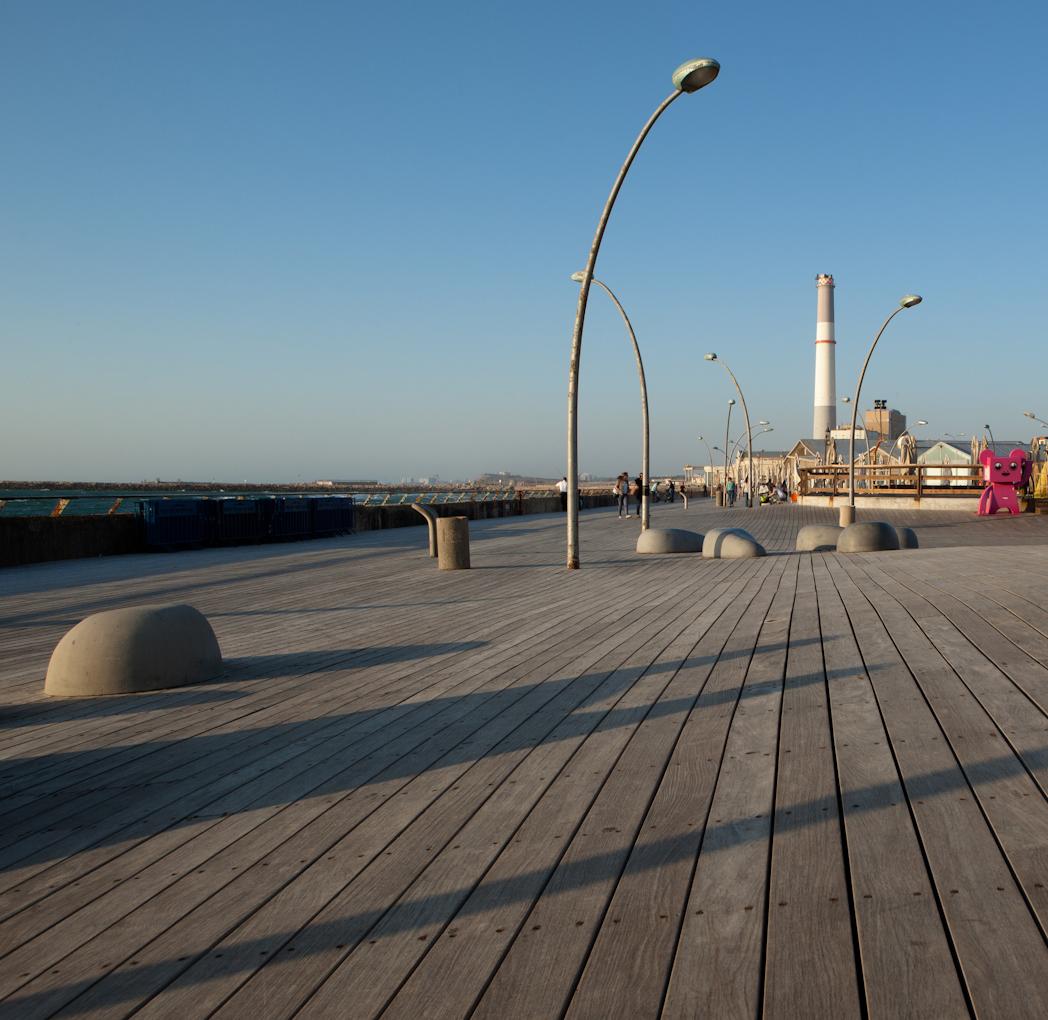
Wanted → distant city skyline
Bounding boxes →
[2,1,1046,482]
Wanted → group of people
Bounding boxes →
[612,474,682,517]
[556,475,689,516]
[723,477,790,506]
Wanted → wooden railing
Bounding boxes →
[799,463,984,497]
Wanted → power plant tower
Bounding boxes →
[813,273,837,438]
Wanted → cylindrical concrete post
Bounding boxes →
[838,504,856,526]
[437,517,470,570]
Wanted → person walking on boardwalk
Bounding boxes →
[726,476,737,507]
[556,476,568,512]
[666,478,676,502]
[632,474,644,517]
[615,472,630,518]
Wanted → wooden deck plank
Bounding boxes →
[838,556,1048,935]
[638,559,800,1019]
[194,557,738,1020]
[828,555,1048,1019]
[812,555,969,1018]
[293,562,777,1020]
[560,559,788,1020]
[761,556,862,1018]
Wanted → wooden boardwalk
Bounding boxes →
[1,501,1046,1019]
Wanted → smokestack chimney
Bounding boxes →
[813,273,837,438]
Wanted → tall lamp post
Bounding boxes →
[572,272,651,530]
[983,423,996,451]
[566,57,720,569]
[706,353,755,508]
[723,398,735,507]
[841,294,923,526]
[697,435,717,491]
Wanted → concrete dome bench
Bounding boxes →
[836,522,901,554]
[636,528,704,554]
[702,528,766,559]
[796,524,843,552]
[45,604,223,697]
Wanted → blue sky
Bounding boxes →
[2,0,1045,482]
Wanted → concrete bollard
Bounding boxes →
[838,504,856,526]
[437,516,470,570]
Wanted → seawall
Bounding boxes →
[0,494,619,568]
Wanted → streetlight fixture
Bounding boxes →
[571,272,651,530]
[723,398,735,507]
[1025,410,1048,430]
[706,353,755,507]
[565,57,721,569]
[841,294,923,526]
[983,423,996,450]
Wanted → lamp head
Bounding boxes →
[900,294,923,308]
[917,419,928,426]
[841,396,851,403]
[759,420,770,425]
[983,424,990,429]
[1024,411,1036,419]
[704,352,717,361]
[672,57,720,93]
[569,271,585,283]
[727,398,735,406]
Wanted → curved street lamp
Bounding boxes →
[983,423,996,450]
[566,57,720,569]
[572,272,651,530]
[697,435,717,489]
[728,426,773,474]
[841,294,923,526]
[706,353,755,507]
[723,398,735,508]
[839,395,872,463]
[1025,410,1048,430]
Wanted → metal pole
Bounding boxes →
[589,277,651,530]
[698,436,716,495]
[567,89,683,569]
[718,360,755,508]
[723,402,733,508]
[848,305,908,518]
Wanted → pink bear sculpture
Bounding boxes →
[978,447,1031,515]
